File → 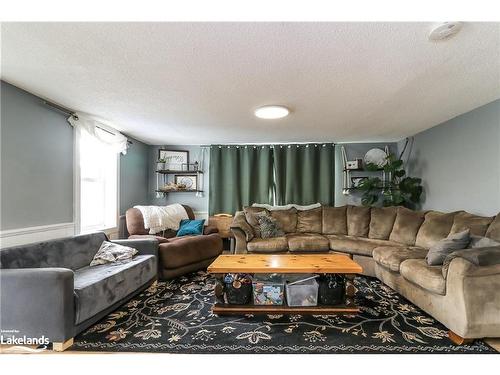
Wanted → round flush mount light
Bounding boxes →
[429,22,463,41]
[254,105,290,119]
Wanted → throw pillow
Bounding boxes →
[244,206,268,237]
[177,219,205,237]
[255,211,284,238]
[469,235,500,248]
[426,229,471,266]
[90,241,138,267]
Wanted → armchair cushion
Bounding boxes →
[74,255,156,324]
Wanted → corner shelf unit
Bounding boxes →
[155,169,204,197]
[341,145,389,195]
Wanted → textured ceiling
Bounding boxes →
[1,22,499,145]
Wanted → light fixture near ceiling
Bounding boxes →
[254,105,290,119]
[429,22,463,41]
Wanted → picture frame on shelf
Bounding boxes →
[351,176,368,188]
[174,174,197,190]
[158,149,189,171]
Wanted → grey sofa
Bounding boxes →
[0,232,158,351]
[231,205,500,343]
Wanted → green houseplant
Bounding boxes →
[358,153,423,209]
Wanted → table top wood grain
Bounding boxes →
[207,254,363,274]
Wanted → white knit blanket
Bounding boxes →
[133,204,189,234]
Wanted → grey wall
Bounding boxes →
[400,99,500,216]
[119,137,150,214]
[1,81,73,230]
[335,142,397,206]
[149,145,209,214]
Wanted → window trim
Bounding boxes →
[73,125,120,235]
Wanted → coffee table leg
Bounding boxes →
[345,274,356,307]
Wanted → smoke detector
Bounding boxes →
[429,22,463,41]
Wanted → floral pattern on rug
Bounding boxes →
[72,271,495,353]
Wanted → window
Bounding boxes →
[77,127,118,233]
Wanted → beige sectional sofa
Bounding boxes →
[230,205,500,341]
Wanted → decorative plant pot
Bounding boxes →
[157,162,165,170]
[318,274,345,306]
[225,282,252,305]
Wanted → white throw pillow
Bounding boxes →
[90,241,138,267]
[252,202,321,211]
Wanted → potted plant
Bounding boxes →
[157,158,166,171]
[358,153,423,209]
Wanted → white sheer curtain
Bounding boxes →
[68,114,128,155]
[69,113,127,233]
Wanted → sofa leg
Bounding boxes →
[53,338,73,352]
[448,331,473,345]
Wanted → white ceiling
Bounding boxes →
[2,22,499,145]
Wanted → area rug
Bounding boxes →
[72,271,495,353]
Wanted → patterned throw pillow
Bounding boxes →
[255,211,284,238]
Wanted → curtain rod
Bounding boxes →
[42,99,132,145]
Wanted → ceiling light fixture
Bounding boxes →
[254,105,290,119]
[428,22,463,41]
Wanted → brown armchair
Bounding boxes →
[119,205,223,279]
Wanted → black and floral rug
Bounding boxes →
[72,271,495,353]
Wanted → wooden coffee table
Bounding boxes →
[207,254,363,315]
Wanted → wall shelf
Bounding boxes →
[155,189,203,194]
[156,170,204,174]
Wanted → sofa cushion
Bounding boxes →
[389,207,426,246]
[450,212,494,237]
[296,207,322,233]
[369,207,397,240]
[347,205,371,237]
[158,233,222,269]
[486,214,500,242]
[322,206,347,235]
[326,234,400,256]
[399,259,446,295]
[247,237,288,253]
[270,208,298,233]
[286,233,330,252]
[0,232,107,270]
[244,206,268,238]
[415,211,459,248]
[373,246,428,272]
[256,212,285,238]
[73,255,156,324]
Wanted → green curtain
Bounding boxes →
[273,143,335,206]
[209,145,274,215]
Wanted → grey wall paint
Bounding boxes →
[1,81,73,230]
[149,145,209,213]
[119,137,150,214]
[400,99,500,216]
[334,142,397,206]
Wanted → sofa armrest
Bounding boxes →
[0,268,74,342]
[230,211,254,242]
[203,225,219,235]
[112,238,159,258]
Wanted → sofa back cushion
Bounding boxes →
[244,206,268,238]
[296,207,322,233]
[369,206,397,240]
[322,206,348,235]
[450,212,494,237]
[126,205,195,236]
[347,205,371,237]
[389,207,426,246]
[0,232,108,270]
[486,214,500,242]
[270,208,298,233]
[415,211,459,249]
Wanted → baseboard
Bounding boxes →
[0,222,75,248]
